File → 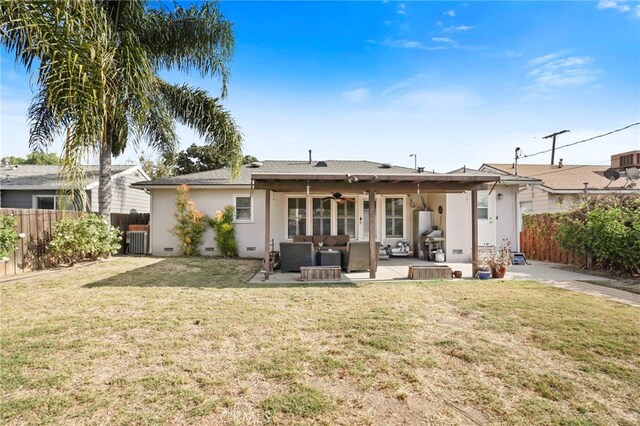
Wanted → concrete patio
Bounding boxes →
[249,258,640,307]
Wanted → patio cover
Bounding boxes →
[252,172,500,279]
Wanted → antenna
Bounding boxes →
[626,167,640,180]
[542,130,570,165]
[603,168,620,181]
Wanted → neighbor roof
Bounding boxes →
[0,165,141,190]
[133,160,419,187]
[483,163,632,192]
[448,166,543,185]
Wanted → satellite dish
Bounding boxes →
[603,168,620,181]
[626,167,640,180]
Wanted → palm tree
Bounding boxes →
[1,0,243,215]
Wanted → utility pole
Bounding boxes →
[542,130,570,165]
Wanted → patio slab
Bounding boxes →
[248,258,639,307]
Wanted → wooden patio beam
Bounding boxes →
[368,188,376,279]
[253,181,491,193]
[263,189,271,280]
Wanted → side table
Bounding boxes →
[316,250,341,267]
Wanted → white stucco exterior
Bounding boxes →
[148,184,521,262]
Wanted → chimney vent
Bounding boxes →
[308,149,312,164]
[558,158,563,168]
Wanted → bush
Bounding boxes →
[209,205,238,257]
[172,184,208,256]
[0,215,21,261]
[49,214,122,266]
[556,195,640,274]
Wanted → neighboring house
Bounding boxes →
[0,164,151,213]
[482,150,640,215]
[133,160,540,261]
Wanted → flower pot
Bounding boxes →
[491,266,507,279]
[476,269,491,280]
[452,270,462,278]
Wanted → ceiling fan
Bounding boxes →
[323,192,356,204]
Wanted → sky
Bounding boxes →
[1,1,639,172]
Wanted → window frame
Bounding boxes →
[232,194,253,223]
[383,196,405,239]
[285,195,308,240]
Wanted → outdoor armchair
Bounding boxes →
[279,242,315,272]
[342,241,381,272]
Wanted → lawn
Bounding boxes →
[1,256,639,425]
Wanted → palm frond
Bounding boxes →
[139,1,234,97]
[159,81,243,177]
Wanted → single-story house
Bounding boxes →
[482,149,639,214]
[0,164,151,213]
[133,160,541,275]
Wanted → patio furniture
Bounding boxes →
[342,241,381,272]
[408,265,452,280]
[279,242,315,272]
[300,266,342,281]
[316,249,341,267]
[293,235,350,253]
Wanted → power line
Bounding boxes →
[521,122,640,159]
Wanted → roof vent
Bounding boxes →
[315,161,328,167]
[249,161,262,168]
[380,163,392,169]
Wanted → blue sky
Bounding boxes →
[1,1,639,171]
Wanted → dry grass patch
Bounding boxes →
[1,256,639,425]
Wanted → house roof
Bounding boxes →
[133,159,512,193]
[0,165,144,190]
[482,163,633,192]
[448,166,543,185]
[133,160,420,187]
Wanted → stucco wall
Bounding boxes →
[495,186,519,250]
[445,192,472,262]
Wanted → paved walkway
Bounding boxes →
[250,259,640,307]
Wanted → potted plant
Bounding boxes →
[478,239,512,279]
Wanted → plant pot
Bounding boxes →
[452,270,462,278]
[476,269,491,280]
[491,266,507,279]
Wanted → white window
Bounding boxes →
[233,195,252,222]
[477,192,489,219]
[287,197,307,239]
[336,199,356,238]
[312,198,332,236]
[385,197,404,238]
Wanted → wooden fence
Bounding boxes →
[0,209,149,278]
[519,213,586,267]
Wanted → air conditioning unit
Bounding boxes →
[126,231,148,254]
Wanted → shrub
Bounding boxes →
[209,205,238,257]
[0,215,21,261]
[49,214,122,266]
[172,184,208,256]
[556,195,640,274]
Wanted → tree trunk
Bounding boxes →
[98,140,112,216]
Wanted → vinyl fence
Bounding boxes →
[0,209,149,278]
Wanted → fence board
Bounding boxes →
[520,213,582,267]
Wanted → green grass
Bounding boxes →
[1,256,639,425]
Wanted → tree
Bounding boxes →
[1,0,244,215]
[138,151,174,180]
[2,152,63,165]
[174,143,257,175]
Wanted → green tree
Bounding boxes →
[174,143,257,175]
[1,0,243,215]
[2,152,63,165]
